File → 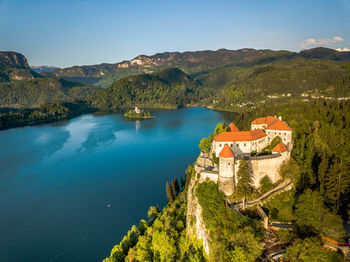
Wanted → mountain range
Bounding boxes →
[1,47,350,110]
[44,47,350,89]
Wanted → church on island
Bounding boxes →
[196,116,293,196]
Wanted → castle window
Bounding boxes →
[237,143,239,147]
[230,144,233,147]
[228,163,231,165]
[244,143,246,147]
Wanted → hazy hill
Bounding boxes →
[299,47,350,61]
[31,65,60,73]
[0,51,99,108]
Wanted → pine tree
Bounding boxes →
[171,178,180,198]
[166,182,174,202]
[317,154,329,195]
[237,159,253,209]
[324,159,350,211]
[180,176,186,190]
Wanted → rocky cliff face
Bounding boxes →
[0,52,29,69]
[187,173,211,255]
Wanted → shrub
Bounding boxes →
[259,175,273,193]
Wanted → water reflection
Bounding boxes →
[0,126,70,184]
[43,115,97,163]
[135,120,140,131]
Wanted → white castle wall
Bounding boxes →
[266,130,292,146]
[199,171,219,183]
[233,152,290,188]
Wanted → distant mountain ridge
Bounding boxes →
[51,49,287,87]
[51,47,350,88]
[31,65,60,73]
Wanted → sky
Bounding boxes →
[0,0,349,68]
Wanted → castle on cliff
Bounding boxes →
[196,116,292,196]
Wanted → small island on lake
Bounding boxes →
[124,107,154,119]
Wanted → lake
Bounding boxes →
[0,107,237,262]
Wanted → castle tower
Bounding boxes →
[218,144,235,196]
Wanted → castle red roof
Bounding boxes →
[214,129,267,142]
[266,120,292,131]
[251,116,278,125]
[272,142,288,153]
[229,123,239,132]
[251,116,292,131]
[219,144,235,158]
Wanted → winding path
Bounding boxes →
[230,179,292,213]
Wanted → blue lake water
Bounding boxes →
[0,107,237,262]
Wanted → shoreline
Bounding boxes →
[0,104,240,131]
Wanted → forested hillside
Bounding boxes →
[0,78,99,107]
[88,68,202,110]
[203,56,350,110]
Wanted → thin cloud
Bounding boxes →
[300,36,344,48]
[336,47,350,52]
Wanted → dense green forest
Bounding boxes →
[0,77,99,107]
[0,100,95,130]
[104,99,349,261]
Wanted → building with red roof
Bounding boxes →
[228,122,239,132]
[212,115,292,157]
[219,144,235,158]
[213,129,268,156]
[251,115,292,146]
[272,142,288,154]
[198,116,293,198]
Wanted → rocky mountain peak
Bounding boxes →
[0,51,29,68]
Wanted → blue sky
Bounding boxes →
[0,0,349,67]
